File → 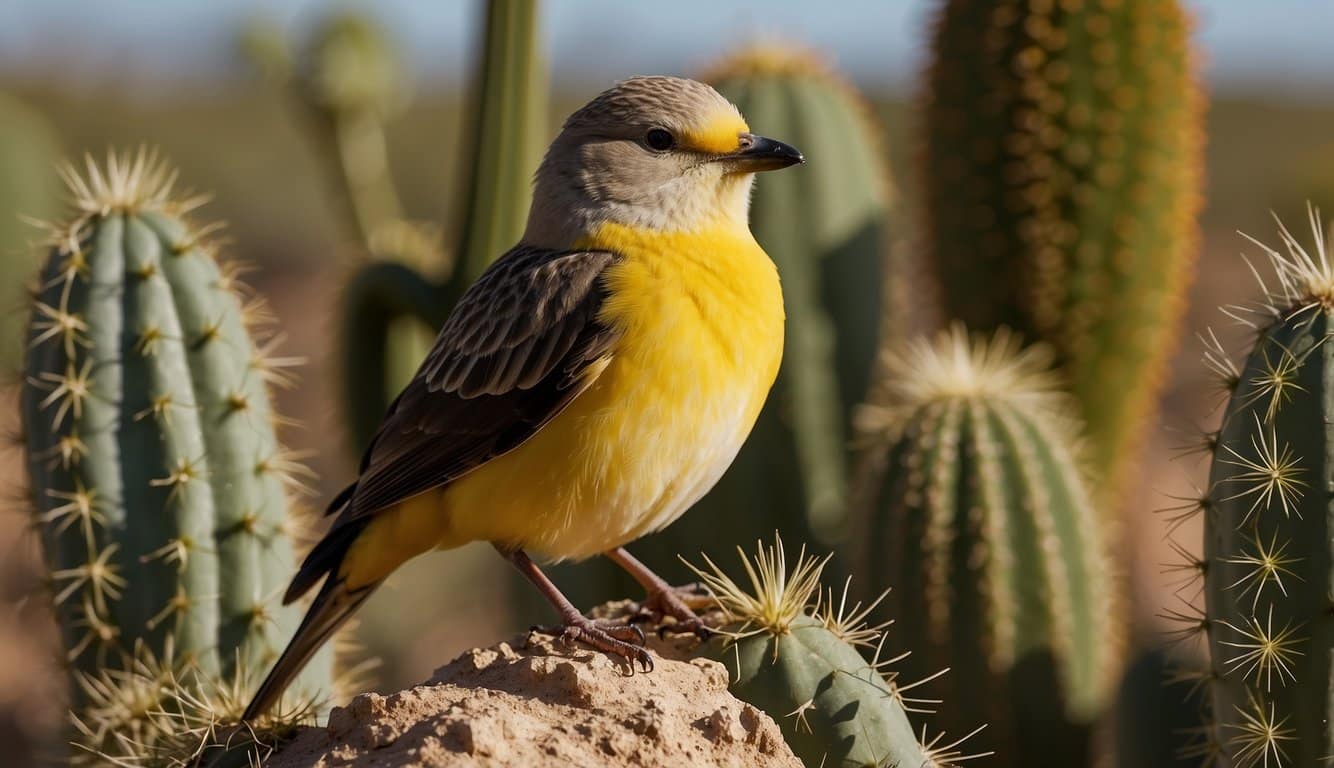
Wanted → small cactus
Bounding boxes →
[1193,211,1334,766]
[852,325,1115,765]
[687,537,989,768]
[922,0,1205,504]
[20,150,335,761]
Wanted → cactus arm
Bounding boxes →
[341,261,444,452]
[447,0,548,291]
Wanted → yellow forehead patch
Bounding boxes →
[679,110,750,155]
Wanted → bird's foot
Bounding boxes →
[531,616,654,672]
[632,582,714,639]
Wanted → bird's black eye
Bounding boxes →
[645,128,675,151]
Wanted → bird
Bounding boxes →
[242,75,803,721]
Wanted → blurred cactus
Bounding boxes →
[688,537,986,767]
[1191,212,1334,766]
[922,0,1204,505]
[853,325,1114,765]
[20,150,335,761]
[241,10,410,246]
[1114,647,1211,768]
[0,92,61,370]
[693,46,892,543]
[340,0,548,450]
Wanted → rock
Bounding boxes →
[268,610,800,768]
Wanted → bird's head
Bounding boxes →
[524,75,803,248]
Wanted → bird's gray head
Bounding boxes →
[523,76,803,248]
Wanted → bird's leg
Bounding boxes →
[498,545,653,672]
[606,547,712,638]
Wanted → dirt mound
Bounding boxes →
[268,622,800,768]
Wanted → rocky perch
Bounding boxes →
[268,624,800,768]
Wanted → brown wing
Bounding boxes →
[343,245,620,522]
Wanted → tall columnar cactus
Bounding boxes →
[1193,213,1334,766]
[853,325,1114,765]
[341,0,548,450]
[0,92,61,369]
[687,538,986,768]
[922,0,1204,504]
[20,151,334,760]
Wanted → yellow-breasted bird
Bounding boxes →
[243,76,802,720]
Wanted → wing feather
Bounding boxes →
[334,245,620,525]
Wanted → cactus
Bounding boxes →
[292,10,409,246]
[0,92,61,370]
[20,150,335,761]
[687,537,987,767]
[853,325,1114,764]
[1114,647,1212,768]
[340,0,548,450]
[1192,212,1334,766]
[692,46,892,543]
[922,0,1204,503]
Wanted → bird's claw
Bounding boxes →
[531,617,653,672]
[631,583,714,640]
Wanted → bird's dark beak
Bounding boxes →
[725,133,804,172]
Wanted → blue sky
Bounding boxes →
[1,1,1331,94]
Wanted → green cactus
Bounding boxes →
[20,150,334,761]
[687,537,986,768]
[695,46,892,543]
[294,10,409,245]
[341,0,548,450]
[0,92,62,370]
[922,0,1204,505]
[853,325,1114,765]
[1195,213,1334,766]
[1114,647,1212,768]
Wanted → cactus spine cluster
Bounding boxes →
[341,0,548,449]
[20,151,334,761]
[853,325,1114,764]
[922,0,1204,501]
[692,46,891,547]
[1191,213,1334,766]
[688,538,986,768]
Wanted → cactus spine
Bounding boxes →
[688,538,985,767]
[922,0,1204,502]
[21,151,334,760]
[1196,213,1334,766]
[854,325,1113,764]
[341,0,548,450]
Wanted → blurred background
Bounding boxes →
[2,0,1333,764]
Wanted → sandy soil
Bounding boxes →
[268,617,799,768]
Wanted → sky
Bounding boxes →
[1,0,1332,95]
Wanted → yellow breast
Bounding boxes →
[440,221,784,561]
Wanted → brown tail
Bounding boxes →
[242,574,379,722]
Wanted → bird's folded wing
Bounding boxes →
[337,245,621,523]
